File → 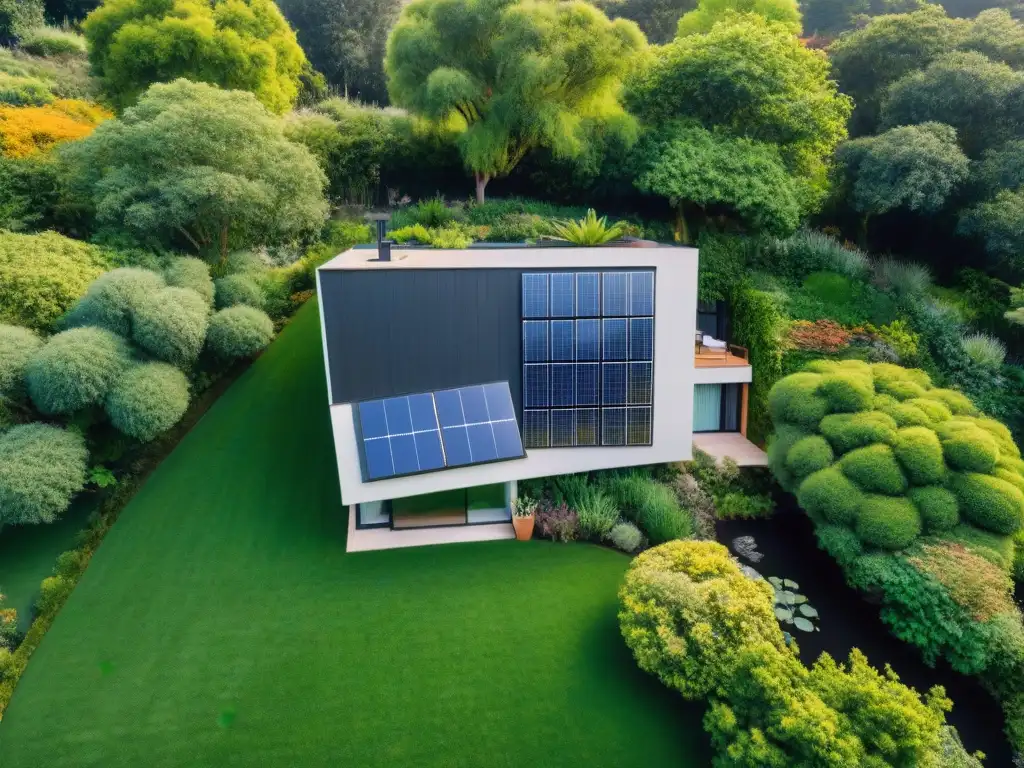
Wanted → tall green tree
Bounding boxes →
[676,0,801,37]
[959,8,1024,69]
[385,0,646,202]
[835,123,970,236]
[880,51,1023,157]
[959,189,1024,275]
[62,79,328,265]
[800,0,931,37]
[83,0,307,114]
[829,7,967,135]
[628,15,851,213]
[592,0,697,43]
[276,0,401,103]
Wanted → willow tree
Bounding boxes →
[385,0,646,202]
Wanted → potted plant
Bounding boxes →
[511,495,538,541]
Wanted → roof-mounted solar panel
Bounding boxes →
[355,382,525,481]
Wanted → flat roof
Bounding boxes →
[318,244,696,272]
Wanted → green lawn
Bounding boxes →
[0,301,709,767]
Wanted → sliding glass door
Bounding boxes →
[693,384,741,433]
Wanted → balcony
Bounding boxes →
[695,342,750,368]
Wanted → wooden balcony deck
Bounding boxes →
[694,344,751,368]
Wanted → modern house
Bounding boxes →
[316,243,765,551]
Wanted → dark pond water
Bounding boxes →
[716,497,1015,767]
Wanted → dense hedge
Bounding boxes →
[105,362,190,442]
[64,267,165,336]
[205,306,275,360]
[0,424,87,526]
[731,285,787,444]
[25,326,130,415]
[214,274,264,310]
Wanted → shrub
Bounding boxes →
[205,306,274,360]
[840,444,908,495]
[163,257,214,305]
[787,318,852,353]
[0,423,87,526]
[873,257,932,296]
[214,274,264,310]
[0,230,107,331]
[950,472,1024,535]
[34,574,73,615]
[798,467,864,526]
[618,540,783,700]
[605,474,692,544]
[0,73,52,106]
[910,486,960,533]
[401,196,462,228]
[1014,530,1024,582]
[892,427,947,486]
[816,524,864,568]
[131,287,209,366]
[820,411,898,455]
[767,228,869,280]
[0,0,44,38]
[961,332,1006,369]
[785,434,834,480]
[911,542,1016,622]
[767,372,829,430]
[608,521,642,553]
[0,323,41,399]
[716,491,775,519]
[818,372,875,413]
[732,286,787,444]
[941,427,1000,474]
[63,267,164,336]
[25,326,129,414]
[18,26,88,57]
[105,362,190,442]
[944,523,1016,571]
[856,495,922,550]
[766,424,809,491]
[534,501,578,542]
[575,488,619,540]
[0,99,108,157]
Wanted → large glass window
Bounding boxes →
[522,271,655,448]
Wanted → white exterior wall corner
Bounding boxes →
[319,246,699,506]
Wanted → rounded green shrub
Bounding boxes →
[892,427,946,486]
[768,372,829,430]
[820,411,898,455]
[25,327,130,415]
[0,423,87,525]
[816,524,864,568]
[608,521,643,553]
[855,495,922,550]
[910,486,960,533]
[995,468,1024,493]
[906,398,952,424]
[786,435,834,479]
[840,444,907,495]
[972,417,1020,459]
[131,287,210,366]
[951,473,1024,535]
[804,358,871,375]
[871,363,931,389]
[877,378,927,401]
[105,363,190,442]
[64,268,165,336]
[818,372,874,413]
[798,467,864,525]
[214,274,265,310]
[164,257,215,305]
[877,399,934,428]
[205,306,274,360]
[923,388,976,416]
[0,324,42,399]
[941,429,1000,474]
[767,425,809,492]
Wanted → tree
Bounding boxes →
[62,79,328,265]
[277,0,402,103]
[959,8,1024,69]
[82,0,307,114]
[800,0,932,37]
[633,123,801,241]
[959,189,1024,275]
[881,51,1024,157]
[676,0,801,37]
[0,0,44,38]
[829,7,967,136]
[385,0,645,202]
[627,15,851,212]
[973,139,1024,195]
[592,0,697,43]
[42,0,99,24]
[836,123,970,233]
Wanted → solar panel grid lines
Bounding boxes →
[522,270,655,449]
[356,382,524,481]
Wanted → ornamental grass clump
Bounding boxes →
[604,473,692,543]
[575,488,619,540]
[961,332,1006,370]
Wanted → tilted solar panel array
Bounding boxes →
[522,271,654,448]
[357,382,525,481]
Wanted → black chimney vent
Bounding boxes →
[364,211,393,262]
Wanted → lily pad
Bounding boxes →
[799,605,819,618]
[775,607,793,621]
[783,579,799,589]
[793,617,815,632]
[792,594,808,604]
[768,576,783,587]
[777,590,797,605]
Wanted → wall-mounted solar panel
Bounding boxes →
[356,382,524,481]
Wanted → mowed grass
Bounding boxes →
[0,301,709,768]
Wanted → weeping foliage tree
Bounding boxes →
[385,0,646,202]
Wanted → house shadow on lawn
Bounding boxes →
[717,501,1014,766]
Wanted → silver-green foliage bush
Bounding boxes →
[0,423,87,525]
[25,326,129,414]
[608,521,642,553]
[214,274,265,309]
[205,306,274,360]
[0,323,42,399]
[64,267,165,336]
[164,257,215,305]
[131,287,209,366]
[961,332,1006,370]
[105,362,190,441]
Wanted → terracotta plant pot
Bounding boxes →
[512,514,535,541]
